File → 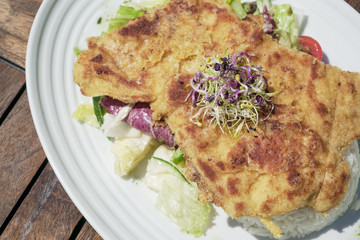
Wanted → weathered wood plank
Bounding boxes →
[0,60,25,119]
[76,221,103,240]
[0,91,45,227]
[346,0,360,13]
[0,0,43,68]
[0,163,83,239]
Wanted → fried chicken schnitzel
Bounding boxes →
[74,0,360,223]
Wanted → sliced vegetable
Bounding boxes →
[144,145,183,192]
[171,148,185,165]
[153,157,190,184]
[92,96,106,126]
[262,5,276,34]
[100,96,127,115]
[101,97,175,147]
[101,104,139,138]
[299,35,323,60]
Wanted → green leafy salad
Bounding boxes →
[73,0,306,237]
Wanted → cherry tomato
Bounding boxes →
[299,35,323,60]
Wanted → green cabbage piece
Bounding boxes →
[112,133,156,176]
[144,146,210,237]
[105,6,145,34]
[155,177,211,237]
[72,104,100,128]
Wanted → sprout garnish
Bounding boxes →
[188,52,277,139]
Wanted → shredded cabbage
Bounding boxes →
[72,104,100,128]
[100,104,138,138]
[112,133,156,176]
[156,178,210,237]
[144,145,211,237]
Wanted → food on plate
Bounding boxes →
[73,0,360,238]
[299,35,323,60]
[144,145,211,237]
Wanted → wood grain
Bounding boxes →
[0,163,83,239]
[76,221,103,240]
[0,91,45,227]
[0,0,43,68]
[0,60,25,119]
[345,0,360,13]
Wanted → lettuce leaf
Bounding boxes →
[227,0,248,19]
[156,178,210,237]
[144,145,210,236]
[112,133,156,176]
[72,104,100,128]
[104,5,145,34]
[271,4,302,50]
[271,4,298,36]
[256,0,271,13]
[273,29,301,50]
[104,0,169,34]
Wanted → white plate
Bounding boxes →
[26,0,360,239]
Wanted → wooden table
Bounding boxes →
[0,1,359,239]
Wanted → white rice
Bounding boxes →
[237,141,360,239]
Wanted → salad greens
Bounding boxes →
[112,133,156,176]
[153,156,190,184]
[104,5,145,34]
[156,178,210,237]
[227,0,248,19]
[171,148,185,165]
[104,0,170,34]
[271,4,302,50]
[92,96,106,127]
[72,104,100,128]
[226,0,303,50]
[144,145,210,237]
[73,47,83,57]
[255,0,271,13]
